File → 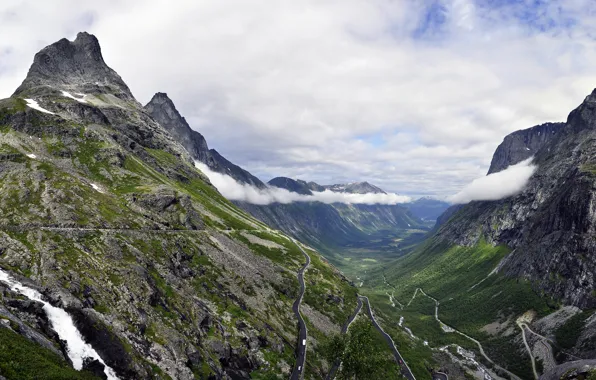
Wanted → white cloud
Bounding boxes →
[449,158,536,204]
[1,1,595,197]
[195,162,411,205]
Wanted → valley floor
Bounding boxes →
[323,237,596,380]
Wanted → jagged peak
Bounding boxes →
[148,92,175,107]
[13,31,134,100]
[145,92,194,133]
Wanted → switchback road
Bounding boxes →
[326,297,364,380]
[290,240,311,380]
[359,295,416,380]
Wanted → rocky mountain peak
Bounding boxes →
[145,92,210,161]
[13,31,134,100]
[148,92,176,109]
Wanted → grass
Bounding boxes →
[361,236,557,379]
[555,309,595,349]
[0,327,100,379]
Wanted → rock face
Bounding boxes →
[0,32,357,379]
[487,122,564,174]
[434,92,596,308]
[144,93,266,188]
[205,149,266,189]
[13,32,135,101]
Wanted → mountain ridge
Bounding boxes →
[144,92,267,189]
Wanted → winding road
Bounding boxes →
[290,240,311,380]
[409,287,520,380]
[326,297,364,380]
[518,322,539,379]
[359,295,416,380]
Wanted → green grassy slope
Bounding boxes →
[362,237,557,379]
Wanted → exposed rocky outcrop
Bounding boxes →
[144,93,210,163]
[13,32,135,101]
[488,122,564,174]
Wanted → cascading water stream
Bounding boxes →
[0,268,119,380]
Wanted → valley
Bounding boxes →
[0,16,596,380]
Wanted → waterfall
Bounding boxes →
[0,268,119,380]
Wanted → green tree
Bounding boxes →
[320,319,402,380]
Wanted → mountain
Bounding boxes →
[238,178,423,269]
[324,182,386,194]
[144,92,266,188]
[374,94,596,378]
[402,197,450,222]
[0,32,358,379]
[268,177,315,195]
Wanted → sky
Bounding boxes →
[2,1,596,199]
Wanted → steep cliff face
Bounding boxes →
[0,33,357,380]
[487,122,564,174]
[433,92,596,309]
[144,93,266,189]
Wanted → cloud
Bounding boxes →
[449,158,536,204]
[195,162,411,205]
[1,2,596,198]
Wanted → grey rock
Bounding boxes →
[144,93,210,162]
[488,122,564,174]
[82,357,107,380]
[13,32,135,101]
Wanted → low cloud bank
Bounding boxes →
[195,162,411,205]
[450,158,536,204]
